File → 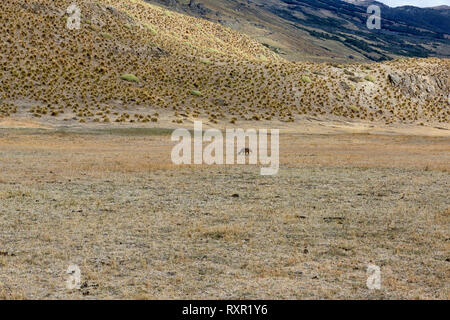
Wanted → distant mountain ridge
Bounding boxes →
[145,0,450,62]
[351,1,450,34]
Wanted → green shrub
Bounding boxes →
[190,90,203,97]
[364,75,375,82]
[120,74,139,82]
[101,32,112,39]
[301,76,311,83]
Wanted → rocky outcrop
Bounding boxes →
[388,72,449,98]
[388,73,402,87]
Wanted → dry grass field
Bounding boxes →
[0,0,448,301]
[0,125,448,299]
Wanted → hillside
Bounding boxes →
[146,0,450,62]
[0,0,449,127]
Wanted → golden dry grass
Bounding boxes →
[0,129,448,299]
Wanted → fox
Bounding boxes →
[238,147,252,156]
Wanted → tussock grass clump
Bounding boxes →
[347,105,360,113]
[206,48,220,54]
[201,59,213,65]
[100,32,113,39]
[144,23,157,35]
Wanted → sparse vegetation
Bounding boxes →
[0,0,448,126]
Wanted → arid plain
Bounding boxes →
[0,120,448,299]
